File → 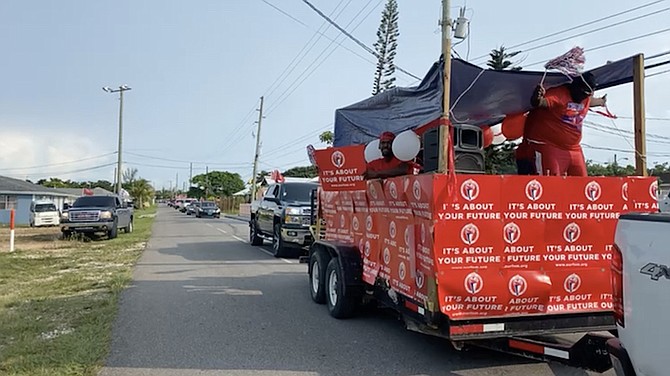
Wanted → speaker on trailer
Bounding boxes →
[421,125,486,174]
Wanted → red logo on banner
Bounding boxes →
[503,222,521,244]
[650,180,659,200]
[399,261,407,281]
[622,182,629,201]
[389,221,397,239]
[370,184,379,200]
[464,272,484,294]
[331,151,345,168]
[564,273,582,293]
[460,179,480,201]
[412,180,421,200]
[352,216,360,231]
[525,179,544,201]
[366,215,373,232]
[509,274,528,297]
[563,222,581,243]
[383,247,391,265]
[339,213,346,228]
[404,226,411,247]
[364,240,372,257]
[460,223,480,245]
[584,181,602,202]
[420,222,427,244]
[389,181,399,200]
[416,270,425,289]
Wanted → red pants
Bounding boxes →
[531,143,587,177]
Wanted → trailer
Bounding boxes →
[299,53,657,373]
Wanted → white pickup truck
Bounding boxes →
[607,212,670,376]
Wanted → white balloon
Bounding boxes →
[492,133,507,145]
[392,130,421,161]
[364,139,383,162]
[490,123,502,136]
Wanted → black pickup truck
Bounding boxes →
[249,181,318,257]
[61,195,133,239]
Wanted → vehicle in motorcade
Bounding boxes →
[179,198,196,213]
[249,180,318,257]
[60,195,133,239]
[195,201,220,218]
[29,200,60,227]
[606,212,669,376]
[658,189,669,213]
[186,201,200,215]
[303,51,658,373]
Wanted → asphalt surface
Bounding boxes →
[99,207,614,376]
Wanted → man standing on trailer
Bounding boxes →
[523,72,607,176]
[363,131,418,179]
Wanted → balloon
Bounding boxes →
[482,126,494,148]
[392,130,421,161]
[364,139,383,162]
[501,113,527,139]
[492,133,507,145]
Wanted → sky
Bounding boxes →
[1,0,669,190]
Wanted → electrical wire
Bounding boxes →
[259,0,309,27]
[470,0,667,62]
[0,152,116,171]
[17,162,118,177]
[124,151,251,167]
[647,68,670,78]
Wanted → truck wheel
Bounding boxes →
[309,251,329,304]
[124,221,133,233]
[249,220,263,246]
[326,257,358,319]
[108,223,118,239]
[272,223,287,257]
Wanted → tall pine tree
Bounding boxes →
[372,0,399,95]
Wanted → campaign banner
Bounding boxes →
[314,145,366,191]
[625,177,659,212]
[367,179,389,214]
[545,268,614,314]
[386,217,415,299]
[352,190,369,214]
[361,212,382,285]
[406,174,433,219]
[384,177,413,217]
[433,219,504,271]
[435,175,505,221]
[414,219,435,303]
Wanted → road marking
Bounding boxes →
[232,235,246,243]
[216,228,228,234]
[230,236,295,264]
[206,223,214,228]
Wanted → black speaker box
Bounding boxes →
[422,125,486,174]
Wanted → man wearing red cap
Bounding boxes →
[363,131,416,179]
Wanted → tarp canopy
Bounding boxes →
[333,55,637,147]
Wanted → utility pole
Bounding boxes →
[189,162,193,187]
[205,165,209,198]
[176,172,179,195]
[438,0,453,174]
[632,54,647,176]
[103,85,132,195]
[250,96,264,202]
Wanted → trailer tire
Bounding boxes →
[309,251,329,304]
[326,257,358,319]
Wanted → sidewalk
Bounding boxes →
[224,214,248,223]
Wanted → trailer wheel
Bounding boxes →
[326,257,358,319]
[309,251,328,304]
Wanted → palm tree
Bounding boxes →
[128,179,154,209]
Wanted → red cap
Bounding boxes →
[380,131,396,142]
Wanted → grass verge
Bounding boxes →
[0,206,157,376]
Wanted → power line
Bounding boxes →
[301,0,420,80]
[260,0,309,27]
[647,68,670,78]
[470,0,666,62]
[261,123,333,157]
[0,152,116,171]
[124,160,250,171]
[124,151,250,167]
[18,162,118,177]
[526,27,670,68]
[614,115,670,121]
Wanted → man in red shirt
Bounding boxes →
[363,131,416,179]
[523,72,606,176]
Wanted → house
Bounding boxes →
[0,175,79,225]
[55,187,116,198]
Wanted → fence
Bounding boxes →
[217,196,247,214]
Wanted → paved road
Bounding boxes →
[100,207,613,376]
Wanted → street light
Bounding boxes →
[103,84,132,195]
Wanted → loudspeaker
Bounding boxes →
[421,125,486,174]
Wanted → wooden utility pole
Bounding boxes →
[250,96,264,202]
[633,54,647,176]
[438,0,453,174]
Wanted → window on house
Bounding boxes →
[0,195,17,210]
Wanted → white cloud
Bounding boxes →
[0,127,116,183]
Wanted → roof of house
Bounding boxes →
[0,175,76,197]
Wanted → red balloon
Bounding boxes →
[501,113,527,139]
[482,126,494,148]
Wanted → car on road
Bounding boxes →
[60,195,133,239]
[195,201,220,218]
[29,201,60,227]
[186,201,200,216]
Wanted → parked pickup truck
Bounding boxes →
[249,181,318,257]
[607,212,670,376]
[61,195,134,239]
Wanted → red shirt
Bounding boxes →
[524,86,590,150]
[367,157,416,174]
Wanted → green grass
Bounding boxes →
[0,206,157,376]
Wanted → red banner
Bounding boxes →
[314,145,367,191]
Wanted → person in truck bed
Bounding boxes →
[522,72,607,176]
[363,131,419,179]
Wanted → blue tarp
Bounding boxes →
[333,55,636,147]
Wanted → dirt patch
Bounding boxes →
[0,227,62,251]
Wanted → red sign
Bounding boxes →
[314,145,367,191]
